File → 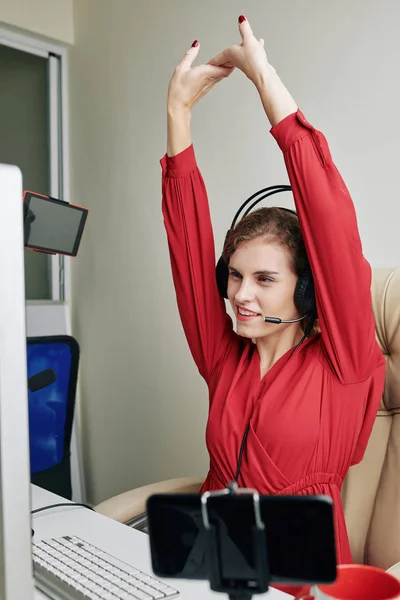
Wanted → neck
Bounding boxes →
[256,324,304,375]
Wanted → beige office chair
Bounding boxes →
[95,268,400,573]
[341,267,400,573]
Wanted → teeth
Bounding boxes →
[238,308,259,317]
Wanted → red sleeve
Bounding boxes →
[161,145,235,382]
[271,110,381,383]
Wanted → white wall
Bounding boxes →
[69,0,400,504]
[0,0,74,44]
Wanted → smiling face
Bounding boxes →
[227,237,300,339]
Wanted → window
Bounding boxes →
[0,30,69,301]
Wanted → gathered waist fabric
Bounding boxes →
[200,469,352,566]
[201,470,343,495]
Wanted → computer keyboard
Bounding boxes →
[33,535,179,600]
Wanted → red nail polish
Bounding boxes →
[191,40,199,47]
[238,15,246,23]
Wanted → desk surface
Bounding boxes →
[31,485,292,600]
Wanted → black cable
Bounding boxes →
[31,502,95,538]
[290,332,308,357]
[31,502,95,515]
[234,423,251,485]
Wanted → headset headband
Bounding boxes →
[230,185,292,230]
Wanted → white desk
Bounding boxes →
[31,485,292,600]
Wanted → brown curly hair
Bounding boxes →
[222,207,319,336]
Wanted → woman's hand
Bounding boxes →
[166,41,234,155]
[209,16,298,127]
[167,41,234,113]
[208,16,272,89]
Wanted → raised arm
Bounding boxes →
[210,17,381,383]
[163,43,236,382]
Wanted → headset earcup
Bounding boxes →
[216,256,229,299]
[294,264,317,318]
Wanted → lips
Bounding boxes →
[236,305,261,320]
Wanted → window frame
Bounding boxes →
[0,27,71,303]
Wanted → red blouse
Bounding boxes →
[161,110,385,568]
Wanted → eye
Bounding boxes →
[228,269,242,280]
[258,276,274,284]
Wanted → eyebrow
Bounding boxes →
[254,270,280,276]
[229,266,280,276]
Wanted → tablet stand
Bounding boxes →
[200,481,270,600]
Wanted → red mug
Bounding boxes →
[296,564,400,600]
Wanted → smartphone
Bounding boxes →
[23,191,88,256]
[146,493,337,587]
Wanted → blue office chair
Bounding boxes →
[27,335,80,500]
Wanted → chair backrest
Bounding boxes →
[27,335,79,499]
[341,268,400,569]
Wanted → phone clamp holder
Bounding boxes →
[200,482,270,600]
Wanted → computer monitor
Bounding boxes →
[0,163,34,598]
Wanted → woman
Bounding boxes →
[161,15,385,569]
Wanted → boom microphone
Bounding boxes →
[264,314,308,324]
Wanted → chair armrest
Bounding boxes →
[94,476,204,524]
[387,561,400,580]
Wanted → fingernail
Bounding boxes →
[238,15,246,23]
[191,40,199,47]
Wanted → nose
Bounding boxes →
[234,278,256,305]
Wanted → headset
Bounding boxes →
[215,185,317,325]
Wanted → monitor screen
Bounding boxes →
[23,192,88,256]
